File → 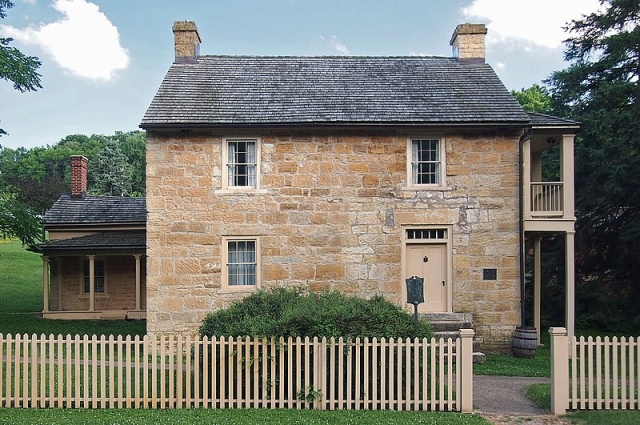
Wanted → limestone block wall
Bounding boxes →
[50,256,146,312]
[146,130,521,350]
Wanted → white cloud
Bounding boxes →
[320,34,349,55]
[462,0,602,49]
[0,0,129,80]
[21,0,38,5]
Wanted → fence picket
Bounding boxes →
[0,332,474,411]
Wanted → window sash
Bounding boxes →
[227,140,257,187]
[83,260,105,293]
[227,240,257,286]
[412,139,441,185]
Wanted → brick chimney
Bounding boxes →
[70,155,88,198]
[450,23,487,64]
[173,21,201,63]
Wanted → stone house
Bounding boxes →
[135,21,579,350]
[38,155,147,320]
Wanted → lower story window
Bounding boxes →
[227,239,257,286]
[83,259,105,293]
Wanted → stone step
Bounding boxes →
[421,312,472,323]
[431,320,473,332]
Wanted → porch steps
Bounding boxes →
[422,313,486,363]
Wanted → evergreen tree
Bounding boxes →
[90,139,132,196]
[548,0,640,330]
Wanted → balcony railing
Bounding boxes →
[530,182,563,217]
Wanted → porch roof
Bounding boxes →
[528,112,581,129]
[39,232,146,253]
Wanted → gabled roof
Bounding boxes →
[43,195,146,226]
[141,56,530,129]
[528,112,581,128]
[39,232,146,252]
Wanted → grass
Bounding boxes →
[0,408,491,424]
[525,383,551,411]
[0,239,145,338]
[474,334,551,377]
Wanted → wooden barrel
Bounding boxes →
[512,327,537,358]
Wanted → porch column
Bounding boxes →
[42,255,49,313]
[57,258,63,311]
[566,231,575,341]
[134,254,141,311]
[87,255,96,312]
[561,134,575,219]
[533,237,542,345]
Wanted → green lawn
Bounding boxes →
[0,240,146,338]
[0,408,491,425]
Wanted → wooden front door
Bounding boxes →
[406,244,447,312]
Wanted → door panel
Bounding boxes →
[406,244,447,312]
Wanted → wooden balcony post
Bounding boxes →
[534,237,541,345]
[561,134,575,219]
[566,231,575,341]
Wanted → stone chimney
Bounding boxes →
[70,155,88,198]
[450,23,487,64]
[173,21,201,63]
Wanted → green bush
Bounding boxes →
[199,287,432,339]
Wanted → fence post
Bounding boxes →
[550,327,569,415]
[458,329,474,413]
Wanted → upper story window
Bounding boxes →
[83,259,105,294]
[223,138,260,189]
[407,137,446,188]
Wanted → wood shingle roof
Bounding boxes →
[140,55,530,129]
[43,195,146,225]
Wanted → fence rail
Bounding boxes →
[550,327,640,414]
[0,331,474,411]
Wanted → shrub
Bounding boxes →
[199,287,432,339]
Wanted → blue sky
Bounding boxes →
[0,0,601,149]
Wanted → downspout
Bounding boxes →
[519,127,532,328]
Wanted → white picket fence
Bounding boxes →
[550,327,640,414]
[0,330,474,411]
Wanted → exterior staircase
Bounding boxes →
[421,312,486,363]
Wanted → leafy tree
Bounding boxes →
[0,0,42,136]
[511,84,552,114]
[547,0,640,330]
[0,193,41,248]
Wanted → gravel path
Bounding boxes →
[474,376,572,425]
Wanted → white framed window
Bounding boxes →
[82,259,106,294]
[407,137,446,187]
[222,138,260,189]
[221,237,261,291]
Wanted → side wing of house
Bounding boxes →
[39,156,147,320]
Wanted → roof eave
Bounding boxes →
[140,120,531,131]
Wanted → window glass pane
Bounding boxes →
[227,240,257,286]
[412,139,440,185]
[228,140,257,187]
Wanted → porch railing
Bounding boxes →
[530,182,563,217]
